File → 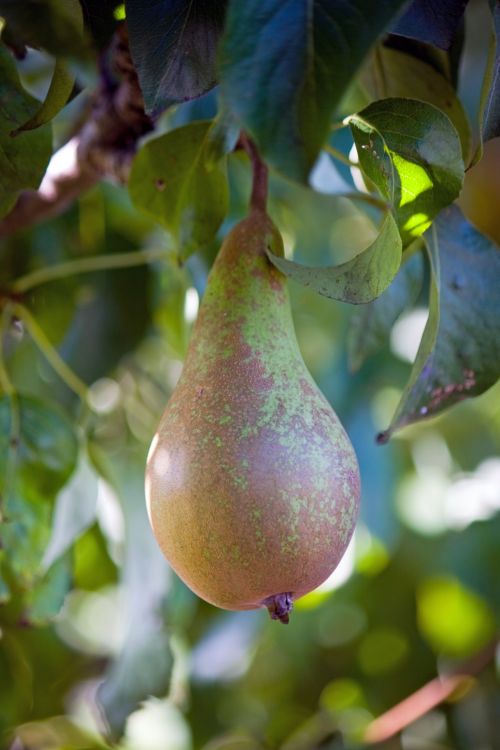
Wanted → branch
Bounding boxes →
[0,24,153,239]
[364,637,499,744]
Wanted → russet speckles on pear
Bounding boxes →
[145,210,361,623]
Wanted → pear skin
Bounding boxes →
[146,210,360,622]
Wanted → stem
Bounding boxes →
[364,637,499,744]
[12,246,166,294]
[0,306,15,397]
[325,144,359,169]
[340,191,391,212]
[240,133,268,212]
[12,303,88,402]
[0,306,19,522]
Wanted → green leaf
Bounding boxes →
[360,47,471,162]
[125,0,227,115]
[41,452,98,570]
[13,59,75,133]
[129,121,228,260]
[218,0,410,181]
[350,98,464,245]
[0,44,52,218]
[0,0,88,58]
[90,444,172,738]
[0,395,78,583]
[379,205,500,441]
[267,212,402,304]
[25,553,72,625]
[348,248,425,371]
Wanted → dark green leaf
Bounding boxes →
[0,395,78,582]
[0,0,88,58]
[0,45,52,218]
[482,2,500,142]
[125,0,227,115]
[348,248,425,371]
[90,444,172,738]
[267,212,402,304]
[379,205,500,441]
[392,0,468,50]
[129,121,228,260]
[361,48,471,161]
[219,0,410,181]
[350,98,464,245]
[0,395,78,500]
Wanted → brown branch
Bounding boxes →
[0,24,153,239]
[364,637,499,744]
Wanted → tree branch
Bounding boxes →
[364,637,499,744]
[0,24,153,239]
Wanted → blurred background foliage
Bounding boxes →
[1,2,500,749]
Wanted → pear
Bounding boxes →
[145,209,360,623]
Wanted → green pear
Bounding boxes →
[146,210,360,623]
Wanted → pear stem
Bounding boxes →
[241,133,268,213]
[264,592,293,624]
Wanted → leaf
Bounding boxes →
[25,553,72,625]
[42,452,99,570]
[391,0,468,50]
[482,1,500,143]
[125,0,227,115]
[218,0,410,181]
[350,98,464,245]
[0,44,52,218]
[0,0,88,58]
[378,205,500,441]
[361,47,471,162]
[90,444,172,738]
[348,248,425,371]
[0,395,78,583]
[0,395,78,501]
[13,59,75,134]
[129,121,228,260]
[267,212,402,304]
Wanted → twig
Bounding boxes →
[12,246,166,294]
[364,637,499,744]
[11,302,88,401]
[0,24,153,239]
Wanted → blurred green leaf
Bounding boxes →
[42,451,98,570]
[0,44,52,218]
[25,552,72,625]
[348,248,425,371]
[350,98,464,244]
[13,59,75,133]
[218,0,409,181]
[125,0,227,115]
[0,395,78,501]
[90,444,172,738]
[0,395,78,583]
[417,575,495,657]
[0,0,89,57]
[267,212,402,304]
[380,205,500,439]
[361,47,471,161]
[129,121,228,260]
